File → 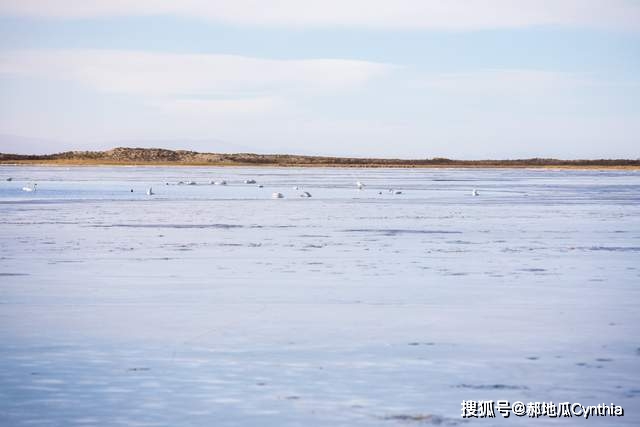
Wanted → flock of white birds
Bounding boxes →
[9,176,480,198]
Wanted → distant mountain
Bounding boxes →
[106,139,258,155]
[1,147,638,168]
[0,135,315,158]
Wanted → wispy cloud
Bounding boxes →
[1,0,638,31]
[0,49,394,118]
[0,49,393,97]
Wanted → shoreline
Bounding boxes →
[1,160,639,170]
[2,147,639,169]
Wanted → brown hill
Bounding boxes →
[1,147,639,168]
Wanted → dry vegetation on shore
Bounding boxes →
[1,147,639,169]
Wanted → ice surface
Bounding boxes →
[1,166,639,426]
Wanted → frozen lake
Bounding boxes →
[1,166,639,426]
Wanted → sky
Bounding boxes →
[0,1,639,159]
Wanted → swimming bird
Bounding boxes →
[356,181,365,189]
[395,191,403,195]
[22,183,36,192]
[186,181,196,185]
[258,185,264,188]
[6,177,12,181]
[244,179,256,184]
[214,180,227,186]
[147,187,154,196]
[271,192,284,199]
[300,191,312,198]
[472,189,479,196]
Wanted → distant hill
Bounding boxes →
[1,147,639,168]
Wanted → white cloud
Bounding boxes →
[0,49,396,122]
[0,49,393,99]
[0,0,638,31]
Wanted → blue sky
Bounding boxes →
[0,1,639,158]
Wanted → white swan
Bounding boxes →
[147,187,154,196]
[271,192,284,199]
[472,189,479,196]
[214,180,227,186]
[22,183,37,192]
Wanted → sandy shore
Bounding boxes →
[2,159,639,170]
[2,147,639,169]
